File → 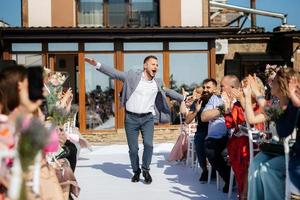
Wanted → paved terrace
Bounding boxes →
[75,143,236,200]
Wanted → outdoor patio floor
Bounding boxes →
[76,143,236,200]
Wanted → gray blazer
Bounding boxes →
[97,64,184,123]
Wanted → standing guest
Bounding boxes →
[201,75,239,193]
[85,56,183,184]
[185,78,217,183]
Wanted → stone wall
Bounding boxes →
[83,127,180,145]
[215,37,270,81]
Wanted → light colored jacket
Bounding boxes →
[97,64,184,123]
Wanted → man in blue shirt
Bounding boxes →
[201,75,240,193]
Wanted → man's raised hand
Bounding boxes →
[85,57,97,66]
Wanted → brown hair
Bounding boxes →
[275,67,299,96]
[0,65,28,114]
[0,89,6,114]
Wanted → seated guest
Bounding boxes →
[224,76,264,200]
[281,72,300,195]
[168,87,197,162]
[244,68,298,200]
[201,75,239,193]
[185,79,217,182]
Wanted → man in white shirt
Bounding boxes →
[85,56,183,184]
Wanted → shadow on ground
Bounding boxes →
[77,162,132,179]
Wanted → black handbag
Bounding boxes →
[260,141,284,156]
[260,109,300,156]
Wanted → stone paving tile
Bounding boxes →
[82,128,180,145]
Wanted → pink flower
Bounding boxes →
[49,78,60,87]
[21,117,32,131]
[43,128,59,153]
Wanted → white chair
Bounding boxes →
[283,128,299,200]
[245,125,261,164]
[183,110,197,168]
[227,167,235,198]
[207,161,213,184]
[225,124,260,199]
[207,153,235,198]
[212,166,234,195]
[186,132,197,168]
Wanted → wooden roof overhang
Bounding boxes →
[0,26,240,42]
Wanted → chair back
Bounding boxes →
[284,128,297,200]
[241,123,261,164]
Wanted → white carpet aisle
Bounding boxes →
[75,143,236,200]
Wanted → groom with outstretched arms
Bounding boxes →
[85,56,183,184]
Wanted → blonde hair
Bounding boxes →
[255,76,265,96]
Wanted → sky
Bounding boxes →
[0,0,299,31]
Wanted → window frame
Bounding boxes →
[77,0,159,27]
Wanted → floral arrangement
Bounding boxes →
[264,64,287,86]
[264,102,284,122]
[47,106,70,127]
[264,64,280,78]
[16,116,51,171]
[16,116,51,199]
[48,72,67,87]
[44,70,69,113]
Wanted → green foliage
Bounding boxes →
[48,106,70,127]
[264,104,284,122]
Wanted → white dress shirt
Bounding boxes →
[96,62,158,114]
[95,62,102,69]
[126,72,158,114]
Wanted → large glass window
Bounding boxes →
[12,54,43,66]
[108,0,127,27]
[78,0,103,26]
[48,43,78,52]
[85,54,115,130]
[12,43,42,52]
[124,42,163,51]
[124,53,163,79]
[169,42,208,51]
[84,42,114,51]
[169,52,208,124]
[129,0,159,27]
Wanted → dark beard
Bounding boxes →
[200,92,213,105]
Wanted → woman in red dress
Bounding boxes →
[224,76,265,200]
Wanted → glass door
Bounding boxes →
[84,53,115,130]
[48,54,78,104]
